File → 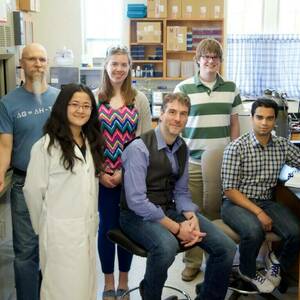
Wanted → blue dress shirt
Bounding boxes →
[121,126,199,221]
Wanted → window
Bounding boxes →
[226,0,300,98]
[278,0,300,34]
[82,0,124,59]
[227,0,300,34]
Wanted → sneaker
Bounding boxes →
[181,266,200,281]
[265,251,281,287]
[238,268,275,293]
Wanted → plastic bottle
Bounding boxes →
[131,69,136,78]
[136,66,141,77]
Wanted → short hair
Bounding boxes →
[251,98,279,118]
[162,92,191,114]
[194,38,223,65]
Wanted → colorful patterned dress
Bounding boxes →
[97,100,139,275]
[97,102,139,172]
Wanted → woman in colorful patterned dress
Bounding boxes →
[97,45,152,300]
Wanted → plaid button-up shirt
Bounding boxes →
[222,130,300,201]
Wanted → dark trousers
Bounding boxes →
[98,184,133,274]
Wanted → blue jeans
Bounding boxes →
[10,174,40,300]
[120,209,236,300]
[221,199,300,278]
[98,184,133,274]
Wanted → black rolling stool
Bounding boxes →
[107,228,192,300]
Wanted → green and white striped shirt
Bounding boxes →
[174,73,242,162]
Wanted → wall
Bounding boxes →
[31,0,82,67]
[30,0,147,67]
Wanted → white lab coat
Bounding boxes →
[24,134,99,300]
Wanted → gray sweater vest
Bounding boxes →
[120,129,187,212]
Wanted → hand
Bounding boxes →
[186,214,200,232]
[99,173,117,188]
[177,221,206,247]
[257,210,273,232]
[111,170,122,186]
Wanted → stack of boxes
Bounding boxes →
[192,26,222,49]
[127,4,147,18]
[180,0,223,19]
[130,45,145,60]
[186,31,193,51]
[133,0,224,78]
[146,0,224,19]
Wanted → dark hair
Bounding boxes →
[162,92,191,114]
[194,38,223,66]
[44,83,104,173]
[99,45,136,105]
[251,98,279,118]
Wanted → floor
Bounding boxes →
[0,238,298,300]
[95,253,298,300]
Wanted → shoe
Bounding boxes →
[163,296,178,300]
[195,282,203,295]
[238,268,275,293]
[102,289,116,300]
[181,266,200,281]
[265,251,281,288]
[116,288,130,300]
[139,280,145,300]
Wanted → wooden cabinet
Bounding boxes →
[130,18,164,80]
[129,17,224,80]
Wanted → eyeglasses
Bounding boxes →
[22,56,47,63]
[201,55,220,62]
[106,45,129,56]
[68,103,92,112]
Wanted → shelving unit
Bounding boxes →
[129,16,224,80]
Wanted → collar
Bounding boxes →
[155,126,182,152]
[194,72,224,89]
[249,130,278,148]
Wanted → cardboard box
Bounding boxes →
[137,22,162,43]
[167,26,187,51]
[167,0,182,19]
[209,0,224,19]
[198,0,209,19]
[147,0,167,18]
[181,0,200,19]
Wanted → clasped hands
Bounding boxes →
[177,217,207,247]
[99,169,122,188]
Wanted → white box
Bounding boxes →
[181,61,194,78]
[167,59,181,78]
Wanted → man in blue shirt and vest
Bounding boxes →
[120,92,236,300]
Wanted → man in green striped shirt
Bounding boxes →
[174,38,242,281]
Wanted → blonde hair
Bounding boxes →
[99,45,136,105]
[194,38,223,65]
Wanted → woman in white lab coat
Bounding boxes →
[23,83,104,300]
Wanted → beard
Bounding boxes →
[32,73,44,104]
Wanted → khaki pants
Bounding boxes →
[183,162,204,269]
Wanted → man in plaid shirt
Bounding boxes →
[221,98,300,293]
